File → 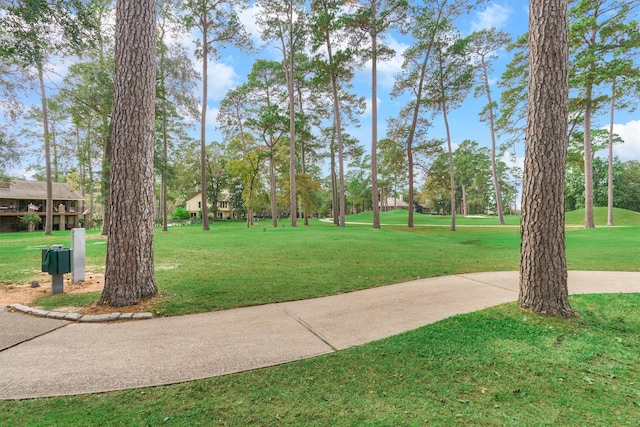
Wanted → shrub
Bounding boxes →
[19,212,42,232]
[172,207,191,220]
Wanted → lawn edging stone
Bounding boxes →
[7,304,152,323]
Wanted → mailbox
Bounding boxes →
[41,245,73,275]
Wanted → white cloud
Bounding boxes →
[206,106,220,127]
[502,151,524,171]
[239,4,264,45]
[471,2,513,32]
[189,58,238,103]
[611,119,640,161]
[358,36,409,88]
[45,55,73,86]
[206,62,237,102]
[377,38,408,86]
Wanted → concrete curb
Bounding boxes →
[7,303,152,322]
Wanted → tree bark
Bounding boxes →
[200,18,210,231]
[519,0,573,317]
[100,113,112,235]
[269,152,278,227]
[99,0,158,307]
[37,60,53,235]
[607,78,615,226]
[162,110,168,232]
[371,29,380,229]
[286,2,297,228]
[482,58,505,225]
[330,136,339,225]
[583,82,595,229]
[442,101,456,231]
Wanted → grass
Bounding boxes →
[1,293,639,426]
[1,208,638,424]
[1,207,638,316]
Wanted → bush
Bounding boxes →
[172,207,191,221]
[19,212,42,232]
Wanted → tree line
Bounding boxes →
[3,0,633,314]
[1,0,639,235]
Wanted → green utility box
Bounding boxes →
[41,245,73,275]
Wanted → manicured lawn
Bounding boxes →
[1,208,638,424]
[1,207,638,316]
[2,293,638,426]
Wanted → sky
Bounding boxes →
[6,0,640,182]
[187,0,640,176]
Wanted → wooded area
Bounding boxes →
[1,0,638,234]
[1,0,639,311]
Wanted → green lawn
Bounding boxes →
[2,293,639,426]
[1,208,638,424]
[1,207,638,316]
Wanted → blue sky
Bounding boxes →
[191,0,639,176]
[7,0,640,180]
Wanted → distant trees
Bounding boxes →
[349,0,408,229]
[498,1,640,227]
[0,0,96,234]
[309,0,364,227]
[391,0,480,227]
[179,0,251,231]
[1,0,638,235]
[424,32,474,231]
[242,60,290,227]
[420,140,512,216]
[256,0,307,227]
[157,0,200,231]
[469,28,511,225]
[569,0,640,229]
[0,58,25,181]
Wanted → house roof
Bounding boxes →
[382,197,409,207]
[0,180,84,201]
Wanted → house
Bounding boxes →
[0,180,84,233]
[380,196,410,212]
[184,190,233,220]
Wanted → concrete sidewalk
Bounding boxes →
[1,270,638,400]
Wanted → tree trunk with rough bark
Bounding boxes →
[519,0,573,317]
[371,28,380,230]
[269,152,278,228]
[583,83,595,229]
[99,0,157,307]
[37,61,53,235]
[607,78,615,226]
[442,101,456,231]
[200,18,210,231]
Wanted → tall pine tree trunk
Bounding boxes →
[37,60,53,235]
[583,82,595,229]
[607,78,616,226]
[333,82,347,228]
[269,153,278,228]
[443,101,456,231]
[200,19,210,231]
[482,59,505,225]
[371,31,380,229]
[100,0,157,307]
[286,2,297,228]
[519,0,573,317]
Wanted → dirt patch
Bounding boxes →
[0,273,161,315]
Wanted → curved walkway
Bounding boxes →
[1,270,638,400]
